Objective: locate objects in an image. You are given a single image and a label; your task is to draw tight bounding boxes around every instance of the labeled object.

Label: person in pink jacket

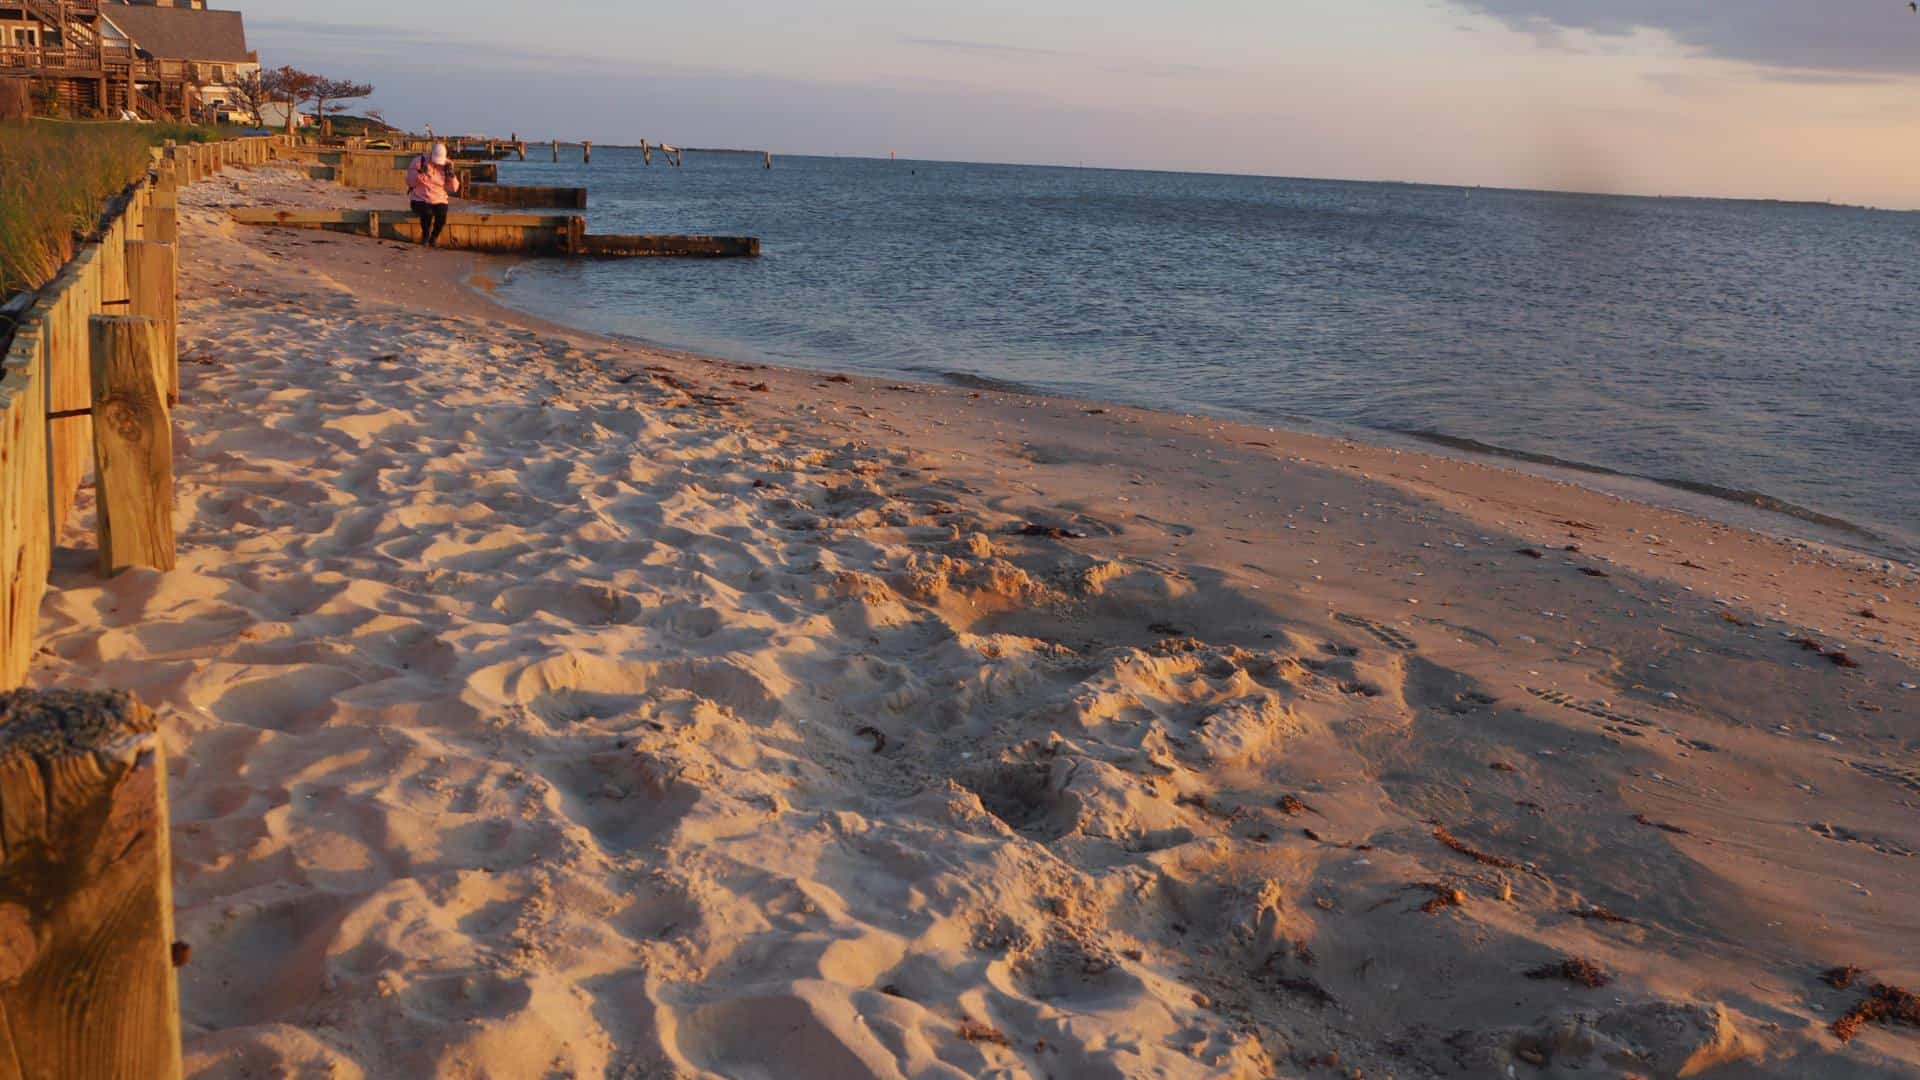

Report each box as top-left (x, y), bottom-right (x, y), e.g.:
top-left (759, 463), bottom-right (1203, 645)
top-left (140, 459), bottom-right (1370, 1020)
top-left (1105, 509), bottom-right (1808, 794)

top-left (405, 143), bottom-right (461, 247)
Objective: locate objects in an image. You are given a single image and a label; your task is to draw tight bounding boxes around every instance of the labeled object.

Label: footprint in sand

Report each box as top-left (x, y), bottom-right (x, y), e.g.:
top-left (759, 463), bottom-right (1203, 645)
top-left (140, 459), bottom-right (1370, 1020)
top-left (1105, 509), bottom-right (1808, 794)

top-left (1849, 760), bottom-right (1920, 796)
top-left (1334, 613), bottom-right (1417, 652)
top-left (1523, 686), bottom-right (1653, 728)
top-left (1808, 821), bottom-right (1917, 858)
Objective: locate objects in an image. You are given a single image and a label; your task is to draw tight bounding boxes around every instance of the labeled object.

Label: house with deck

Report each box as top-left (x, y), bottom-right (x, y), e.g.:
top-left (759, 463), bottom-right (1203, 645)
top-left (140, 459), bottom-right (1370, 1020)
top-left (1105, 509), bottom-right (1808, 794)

top-left (0, 0), bottom-right (255, 121)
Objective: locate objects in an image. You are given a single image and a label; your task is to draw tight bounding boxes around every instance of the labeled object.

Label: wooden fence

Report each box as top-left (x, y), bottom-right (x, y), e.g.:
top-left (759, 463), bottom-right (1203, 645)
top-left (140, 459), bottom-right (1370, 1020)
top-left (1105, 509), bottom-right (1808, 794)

top-left (0, 135), bottom-right (284, 689)
top-left (0, 134), bottom-right (284, 1080)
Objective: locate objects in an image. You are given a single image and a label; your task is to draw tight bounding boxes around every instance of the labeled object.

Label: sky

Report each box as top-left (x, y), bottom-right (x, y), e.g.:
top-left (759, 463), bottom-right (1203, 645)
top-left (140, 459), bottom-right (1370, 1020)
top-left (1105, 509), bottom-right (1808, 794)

top-left (243, 1), bottom-right (1920, 207)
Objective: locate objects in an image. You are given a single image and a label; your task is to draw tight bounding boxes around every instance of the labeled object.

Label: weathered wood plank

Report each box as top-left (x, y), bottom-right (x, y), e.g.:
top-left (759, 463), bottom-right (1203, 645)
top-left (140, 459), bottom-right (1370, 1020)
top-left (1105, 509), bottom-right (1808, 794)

top-left (0, 689), bottom-right (182, 1080)
top-left (0, 324), bottom-right (49, 691)
top-left (227, 208), bottom-right (576, 228)
top-left (44, 248), bottom-right (99, 532)
top-left (581, 234), bottom-right (763, 258)
top-left (226, 209), bottom-right (762, 258)
top-left (88, 316), bottom-right (174, 576)
top-left (146, 206), bottom-right (177, 247)
top-left (466, 184), bottom-right (589, 209)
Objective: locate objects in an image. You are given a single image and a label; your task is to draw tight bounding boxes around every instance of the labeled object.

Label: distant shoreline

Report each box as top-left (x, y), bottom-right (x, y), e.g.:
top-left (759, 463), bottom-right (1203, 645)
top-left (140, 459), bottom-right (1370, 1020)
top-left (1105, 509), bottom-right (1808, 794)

top-left (510, 144), bottom-right (1903, 212)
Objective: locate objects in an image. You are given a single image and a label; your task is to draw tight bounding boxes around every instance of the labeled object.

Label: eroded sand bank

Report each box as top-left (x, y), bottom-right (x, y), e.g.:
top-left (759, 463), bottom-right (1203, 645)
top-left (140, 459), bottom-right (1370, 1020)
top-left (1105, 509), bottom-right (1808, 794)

top-left (29, 165), bottom-right (1920, 1078)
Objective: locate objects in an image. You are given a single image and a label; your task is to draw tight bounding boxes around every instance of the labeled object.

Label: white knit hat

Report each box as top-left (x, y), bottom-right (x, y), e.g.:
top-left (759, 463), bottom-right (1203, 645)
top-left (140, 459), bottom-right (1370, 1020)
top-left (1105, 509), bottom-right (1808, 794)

top-left (430, 143), bottom-right (449, 165)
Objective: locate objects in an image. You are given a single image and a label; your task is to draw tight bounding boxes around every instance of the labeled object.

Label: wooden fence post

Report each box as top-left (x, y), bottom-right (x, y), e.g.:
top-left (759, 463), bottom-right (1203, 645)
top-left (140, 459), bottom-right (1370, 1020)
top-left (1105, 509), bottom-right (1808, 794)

top-left (87, 317), bottom-right (175, 576)
top-left (148, 206), bottom-right (176, 247)
top-left (125, 242), bottom-right (178, 406)
top-left (0, 689), bottom-right (183, 1080)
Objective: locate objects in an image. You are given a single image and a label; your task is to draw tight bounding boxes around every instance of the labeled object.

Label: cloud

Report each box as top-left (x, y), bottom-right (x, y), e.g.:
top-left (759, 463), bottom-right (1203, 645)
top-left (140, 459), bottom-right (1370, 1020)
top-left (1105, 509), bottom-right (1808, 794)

top-left (240, 16), bottom-right (1246, 158)
top-left (1451, 1), bottom-right (1920, 75)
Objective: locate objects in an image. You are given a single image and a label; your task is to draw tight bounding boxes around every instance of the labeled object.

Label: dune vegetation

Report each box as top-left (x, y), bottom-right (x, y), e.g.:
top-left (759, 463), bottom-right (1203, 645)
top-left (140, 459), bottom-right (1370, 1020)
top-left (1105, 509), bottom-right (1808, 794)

top-left (0, 121), bottom-right (217, 299)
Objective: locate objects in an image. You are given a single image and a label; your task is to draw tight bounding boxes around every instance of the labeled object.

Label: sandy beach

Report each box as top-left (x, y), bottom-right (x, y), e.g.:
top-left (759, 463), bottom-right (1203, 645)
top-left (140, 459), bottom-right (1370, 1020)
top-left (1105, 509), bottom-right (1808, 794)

top-left (29, 163), bottom-right (1920, 1078)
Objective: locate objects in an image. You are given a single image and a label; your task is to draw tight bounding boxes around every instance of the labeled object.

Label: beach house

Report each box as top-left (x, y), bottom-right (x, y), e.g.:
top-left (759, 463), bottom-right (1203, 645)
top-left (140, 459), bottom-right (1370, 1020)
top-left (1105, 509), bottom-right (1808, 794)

top-left (0, 0), bottom-right (255, 121)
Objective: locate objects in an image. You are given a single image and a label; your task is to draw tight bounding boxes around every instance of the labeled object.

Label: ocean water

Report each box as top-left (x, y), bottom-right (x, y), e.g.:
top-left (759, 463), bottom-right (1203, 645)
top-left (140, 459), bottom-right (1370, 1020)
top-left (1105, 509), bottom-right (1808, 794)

top-left (490, 150), bottom-right (1920, 557)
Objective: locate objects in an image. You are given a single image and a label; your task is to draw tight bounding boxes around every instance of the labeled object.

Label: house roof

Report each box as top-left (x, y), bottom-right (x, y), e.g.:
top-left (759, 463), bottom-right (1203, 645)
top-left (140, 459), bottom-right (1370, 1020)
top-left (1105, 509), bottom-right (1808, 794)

top-left (102, 5), bottom-right (253, 64)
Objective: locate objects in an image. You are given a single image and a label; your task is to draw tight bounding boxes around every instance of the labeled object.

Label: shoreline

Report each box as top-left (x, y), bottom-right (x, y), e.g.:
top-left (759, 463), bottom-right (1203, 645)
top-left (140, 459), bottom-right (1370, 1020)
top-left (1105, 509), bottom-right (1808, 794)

top-left (46, 164), bottom-right (1920, 1077)
top-left (475, 243), bottom-right (1920, 569)
top-left (486, 275), bottom-right (1919, 569)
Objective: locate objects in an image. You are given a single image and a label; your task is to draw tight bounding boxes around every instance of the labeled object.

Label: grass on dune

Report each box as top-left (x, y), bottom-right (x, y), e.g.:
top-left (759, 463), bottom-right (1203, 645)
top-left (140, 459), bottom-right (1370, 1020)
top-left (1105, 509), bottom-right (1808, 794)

top-left (0, 121), bottom-right (224, 299)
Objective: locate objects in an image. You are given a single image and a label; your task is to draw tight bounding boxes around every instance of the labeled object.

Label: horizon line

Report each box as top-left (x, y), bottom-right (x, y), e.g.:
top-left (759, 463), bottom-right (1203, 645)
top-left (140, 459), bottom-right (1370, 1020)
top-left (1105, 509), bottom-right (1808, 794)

top-left (486, 141), bottom-right (1899, 214)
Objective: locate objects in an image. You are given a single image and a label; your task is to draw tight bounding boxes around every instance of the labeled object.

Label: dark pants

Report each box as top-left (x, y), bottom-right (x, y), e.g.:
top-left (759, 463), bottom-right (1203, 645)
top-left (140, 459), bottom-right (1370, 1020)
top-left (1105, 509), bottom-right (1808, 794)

top-left (411, 200), bottom-right (449, 246)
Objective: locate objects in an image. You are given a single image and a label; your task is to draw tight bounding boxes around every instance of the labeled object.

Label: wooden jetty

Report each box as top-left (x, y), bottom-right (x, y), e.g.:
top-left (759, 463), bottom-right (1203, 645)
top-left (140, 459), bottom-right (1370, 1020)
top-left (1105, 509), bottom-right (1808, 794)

top-left (452, 137), bottom-right (527, 162)
top-left (465, 183), bottom-right (588, 210)
top-left (279, 148), bottom-right (497, 193)
top-left (227, 208), bottom-right (761, 258)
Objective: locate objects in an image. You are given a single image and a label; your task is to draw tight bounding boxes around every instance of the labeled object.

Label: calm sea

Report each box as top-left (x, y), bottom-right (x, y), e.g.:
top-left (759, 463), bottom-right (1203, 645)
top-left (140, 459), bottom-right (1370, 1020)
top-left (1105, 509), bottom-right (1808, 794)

top-left (490, 150), bottom-right (1920, 557)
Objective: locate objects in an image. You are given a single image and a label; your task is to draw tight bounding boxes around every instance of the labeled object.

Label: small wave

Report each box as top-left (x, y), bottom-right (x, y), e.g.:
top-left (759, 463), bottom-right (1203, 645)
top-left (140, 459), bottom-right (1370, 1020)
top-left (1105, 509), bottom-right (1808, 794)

top-left (1647, 476), bottom-right (1877, 539)
top-left (1400, 430), bottom-right (1884, 543)
top-left (917, 368), bottom-right (1044, 395)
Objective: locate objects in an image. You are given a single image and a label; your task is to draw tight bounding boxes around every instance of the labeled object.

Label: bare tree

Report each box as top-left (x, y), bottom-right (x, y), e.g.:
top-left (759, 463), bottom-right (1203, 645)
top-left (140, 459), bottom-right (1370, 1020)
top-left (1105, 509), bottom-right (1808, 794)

top-left (312, 77), bottom-right (374, 137)
top-left (261, 66), bottom-right (318, 135)
top-left (230, 69), bottom-right (269, 127)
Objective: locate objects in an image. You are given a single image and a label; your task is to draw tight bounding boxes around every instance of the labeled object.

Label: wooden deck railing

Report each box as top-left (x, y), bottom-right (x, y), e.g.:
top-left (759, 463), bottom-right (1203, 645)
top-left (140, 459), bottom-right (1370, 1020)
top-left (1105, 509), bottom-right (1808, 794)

top-left (0, 43), bottom-right (194, 83)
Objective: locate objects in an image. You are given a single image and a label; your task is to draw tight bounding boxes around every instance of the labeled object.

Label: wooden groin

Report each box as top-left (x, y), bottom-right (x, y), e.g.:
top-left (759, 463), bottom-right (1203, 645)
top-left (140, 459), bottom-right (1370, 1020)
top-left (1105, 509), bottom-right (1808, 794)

top-left (452, 137), bottom-right (527, 162)
top-left (228, 208), bottom-right (761, 258)
top-left (466, 183), bottom-right (588, 210)
top-left (280, 148), bottom-right (496, 193)
top-left (0, 135), bottom-right (283, 1080)
top-left (578, 234), bottom-right (762, 258)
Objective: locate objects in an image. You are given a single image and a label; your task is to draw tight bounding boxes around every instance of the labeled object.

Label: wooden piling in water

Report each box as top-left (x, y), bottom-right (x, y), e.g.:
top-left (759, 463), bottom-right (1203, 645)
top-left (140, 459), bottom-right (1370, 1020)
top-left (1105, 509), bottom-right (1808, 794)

top-left (88, 316), bottom-right (175, 576)
top-left (0, 689), bottom-right (183, 1080)
top-left (583, 141), bottom-right (592, 165)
